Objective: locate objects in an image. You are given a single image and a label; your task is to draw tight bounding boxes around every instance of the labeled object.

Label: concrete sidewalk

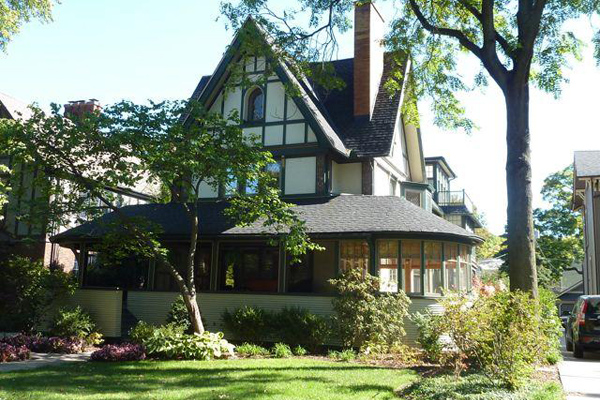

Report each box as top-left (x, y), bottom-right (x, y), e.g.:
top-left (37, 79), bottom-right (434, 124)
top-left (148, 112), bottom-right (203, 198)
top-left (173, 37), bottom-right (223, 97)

top-left (559, 349), bottom-right (600, 399)
top-left (0, 352), bottom-right (91, 372)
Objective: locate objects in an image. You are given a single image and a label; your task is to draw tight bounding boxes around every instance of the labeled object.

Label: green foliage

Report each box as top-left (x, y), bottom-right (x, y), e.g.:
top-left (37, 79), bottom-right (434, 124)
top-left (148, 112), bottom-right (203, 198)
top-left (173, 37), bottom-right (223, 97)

top-left (474, 228), bottom-right (505, 260)
top-left (49, 306), bottom-right (102, 345)
top-left (235, 342), bottom-right (270, 357)
top-left (166, 296), bottom-right (192, 333)
top-left (292, 345), bottom-right (307, 356)
top-left (271, 342), bottom-right (293, 358)
top-left (128, 321), bottom-right (185, 345)
top-left (329, 268), bottom-right (410, 351)
top-left (399, 373), bottom-right (564, 400)
top-left (222, 306), bottom-right (271, 344)
top-left (436, 288), bottom-right (562, 389)
top-left (328, 349), bottom-right (356, 362)
top-left (411, 310), bottom-right (444, 363)
top-left (0, 0), bottom-right (53, 52)
top-left (0, 256), bottom-right (76, 332)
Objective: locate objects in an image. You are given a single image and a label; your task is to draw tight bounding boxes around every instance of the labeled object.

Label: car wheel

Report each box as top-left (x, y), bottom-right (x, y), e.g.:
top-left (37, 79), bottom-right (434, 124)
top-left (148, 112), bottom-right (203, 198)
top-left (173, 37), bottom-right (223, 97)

top-left (566, 337), bottom-right (573, 352)
top-left (573, 343), bottom-right (584, 359)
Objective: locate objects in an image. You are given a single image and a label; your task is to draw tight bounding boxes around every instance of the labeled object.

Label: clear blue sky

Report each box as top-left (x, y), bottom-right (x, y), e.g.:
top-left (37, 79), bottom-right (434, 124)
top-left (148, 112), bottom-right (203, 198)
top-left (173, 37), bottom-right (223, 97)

top-left (2, 0), bottom-right (599, 234)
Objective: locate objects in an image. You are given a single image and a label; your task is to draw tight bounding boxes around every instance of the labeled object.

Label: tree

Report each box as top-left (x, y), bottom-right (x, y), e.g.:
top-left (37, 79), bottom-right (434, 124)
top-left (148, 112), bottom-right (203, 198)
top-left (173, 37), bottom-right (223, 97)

top-left (0, 0), bottom-right (54, 52)
top-left (533, 165), bottom-right (583, 286)
top-left (0, 100), bottom-right (320, 334)
top-left (475, 227), bottom-right (504, 260)
top-left (220, 0), bottom-right (599, 296)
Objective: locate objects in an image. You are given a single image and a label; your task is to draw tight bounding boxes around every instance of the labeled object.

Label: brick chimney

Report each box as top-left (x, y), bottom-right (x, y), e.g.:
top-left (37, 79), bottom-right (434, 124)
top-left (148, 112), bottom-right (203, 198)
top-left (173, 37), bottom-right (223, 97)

top-left (353, 1), bottom-right (385, 120)
top-left (64, 99), bottom-right (101, 119)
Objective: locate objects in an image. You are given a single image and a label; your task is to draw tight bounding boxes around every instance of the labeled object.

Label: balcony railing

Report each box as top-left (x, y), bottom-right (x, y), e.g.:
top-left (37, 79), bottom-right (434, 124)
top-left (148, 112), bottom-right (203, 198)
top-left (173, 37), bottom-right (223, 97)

top-left (437, 190), bottom-right (475, 213)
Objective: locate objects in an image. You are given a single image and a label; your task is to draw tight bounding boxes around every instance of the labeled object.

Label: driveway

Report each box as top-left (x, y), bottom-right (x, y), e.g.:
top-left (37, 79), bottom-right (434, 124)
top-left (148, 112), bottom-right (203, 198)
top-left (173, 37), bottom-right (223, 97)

top-left (559, 347), bottom-right (600, 399)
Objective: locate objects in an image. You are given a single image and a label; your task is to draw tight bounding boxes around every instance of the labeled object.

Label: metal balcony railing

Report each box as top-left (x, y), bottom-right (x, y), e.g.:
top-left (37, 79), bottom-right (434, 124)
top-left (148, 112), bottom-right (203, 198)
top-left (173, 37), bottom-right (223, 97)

top-left (437, 190), bottom-right (475, 213)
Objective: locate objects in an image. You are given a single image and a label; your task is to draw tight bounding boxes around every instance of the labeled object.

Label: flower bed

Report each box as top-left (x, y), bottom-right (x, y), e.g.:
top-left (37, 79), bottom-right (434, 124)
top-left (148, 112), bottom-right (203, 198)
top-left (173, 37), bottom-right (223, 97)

top-left (91, 343), bottom-right (146, 362)
top-left (0, 334), bottom-right (85, 354)
top-left (0, 343), bottom-right (30, 362)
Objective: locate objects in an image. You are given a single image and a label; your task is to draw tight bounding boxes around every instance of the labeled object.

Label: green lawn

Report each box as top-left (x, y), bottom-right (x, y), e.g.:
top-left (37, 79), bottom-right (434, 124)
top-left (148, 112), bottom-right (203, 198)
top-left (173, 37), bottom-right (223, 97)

top-left (0, 358), bottom-right (417, 400)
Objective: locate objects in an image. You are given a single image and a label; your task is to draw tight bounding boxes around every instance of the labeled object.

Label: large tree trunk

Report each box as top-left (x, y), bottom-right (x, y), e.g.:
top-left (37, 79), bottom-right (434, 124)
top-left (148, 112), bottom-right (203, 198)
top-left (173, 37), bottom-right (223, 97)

top-left (182, 291), bottom-right (205, 334)
top-left (504, 77), bottom-right (538, 297)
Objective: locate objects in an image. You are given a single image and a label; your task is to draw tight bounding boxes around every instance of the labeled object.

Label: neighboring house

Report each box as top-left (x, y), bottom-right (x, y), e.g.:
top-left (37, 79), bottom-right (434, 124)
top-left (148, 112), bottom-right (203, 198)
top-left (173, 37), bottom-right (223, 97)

top-left (573, 150), bottom-right (600, 295)
top-left (0, 94), bottom-right (154, 269)
top-left (555, 262), bottom-right (583, 315)
top-left (51, 2), bottom-right (482, 340)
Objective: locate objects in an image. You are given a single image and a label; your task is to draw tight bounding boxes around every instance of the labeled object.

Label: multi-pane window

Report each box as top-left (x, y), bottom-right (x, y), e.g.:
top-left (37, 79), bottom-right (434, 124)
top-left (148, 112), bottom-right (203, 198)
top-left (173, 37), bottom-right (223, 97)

top-left (444, 243), bottom-right (459, 291)
top-left (424, 242), bottom-right (443, 295)
top-left (218, 243), bottom-right (279, 292)
top-left (247, 88), bottom-right (264, 121)
top-left (377, 240), bottom-right (398, 293)
top-left (402, 240), bottom-right (421, 294)
top-left (459, 246), bottom-right (470, 291)
top-left (426, 165), bottom-right (434, 179)
top-left (339, 240), bottom-right (369, 274)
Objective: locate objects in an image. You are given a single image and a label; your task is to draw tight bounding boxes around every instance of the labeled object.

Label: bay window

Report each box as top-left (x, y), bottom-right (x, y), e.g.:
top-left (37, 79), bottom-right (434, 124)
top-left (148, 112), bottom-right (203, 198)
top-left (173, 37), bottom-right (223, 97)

top-left (424, 242), bottom-right (443, 295)
top-left (402, 240), bottom-right (421, 294)
top-left (377, 240), bottom-right (398, 292)
top-left (444, 243), bottom-right (459, 291)
top-left (459, 246), bottom-right (470, 291)
top-left (339, 240), bottom-right (369, 274)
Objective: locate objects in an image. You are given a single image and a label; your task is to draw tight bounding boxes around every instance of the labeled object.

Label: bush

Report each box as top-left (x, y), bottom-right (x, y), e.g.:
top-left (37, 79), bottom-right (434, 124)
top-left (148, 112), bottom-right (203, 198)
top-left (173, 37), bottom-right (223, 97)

top-left (329, 268), bottom-right (411, 351)
top-left (0, 334), bottom-right (85, 354)
top-left (411, 310), bottom-right (444, 363)
top-left (142, 329), bottom-right (235, 360)
top-left (293, 345), bottom-right (308, 356)
top-left (222, 306), bottom-right (271, 343)
top-left (236, 342), bottom-right (270, 357)
top-left (272, 342), bottom-right (292, 358)
top-left (166, 296), bottom-right (192, 332)
top-left (129, 321), bottom-right (185, 345)
top-left (272, 307), bottom-right (331, 351)
top-left (0, 343), bottom-right (30, 362)
top-left (90, 343), bottom-right (146, 362)
top-left (328, 349), bottom-right (356, 362)
top-left (50, 306), bottom-right (102, 346)
top-left (0, 256), bottom-right (76, 332)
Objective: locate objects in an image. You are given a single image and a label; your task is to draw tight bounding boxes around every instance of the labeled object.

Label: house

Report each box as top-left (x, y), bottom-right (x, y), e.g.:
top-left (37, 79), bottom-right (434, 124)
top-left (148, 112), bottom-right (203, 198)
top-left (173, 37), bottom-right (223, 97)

top-left (50, 2), bottom-right (482, 340)
top-left (555, 263), bottom-right (583, 316)
top-left (0, 94), bottom-right (154, 269)
top-left (573, 150), bottom-right (600, 295)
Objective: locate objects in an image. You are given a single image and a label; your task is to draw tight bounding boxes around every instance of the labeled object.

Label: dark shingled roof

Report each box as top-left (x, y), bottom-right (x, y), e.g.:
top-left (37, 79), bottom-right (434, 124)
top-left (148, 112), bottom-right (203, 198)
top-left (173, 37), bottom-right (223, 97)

top-left (574, 151), bottom-right (600, 178)
top-left (190, 53), bottom-right (405, 159)
top-left (52, 195), bottom-right (481, 244)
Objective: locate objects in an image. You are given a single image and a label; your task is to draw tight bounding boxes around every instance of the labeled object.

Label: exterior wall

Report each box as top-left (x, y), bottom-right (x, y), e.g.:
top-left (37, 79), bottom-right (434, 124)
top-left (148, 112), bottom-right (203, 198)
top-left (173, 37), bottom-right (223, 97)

top-left (404, 124), bottom-right (425, 183)
top-left (284, 156), bottom-right (316, 195)
top-left (373, 162), bottom-right (391, 196)
top-left (331, 162), bottom-right (362, 194)
top-left (584, 184), bottom-right (598, 294)
top-left (405, 297), bottom-right (443, 343)
top-left (69, 289), bottom-right (123, 337)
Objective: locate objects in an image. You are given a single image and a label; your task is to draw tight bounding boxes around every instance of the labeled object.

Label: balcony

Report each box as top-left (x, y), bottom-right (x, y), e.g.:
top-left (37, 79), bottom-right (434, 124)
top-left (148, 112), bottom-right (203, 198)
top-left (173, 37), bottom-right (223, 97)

top-left (437, 190), bottom-right (475, 214)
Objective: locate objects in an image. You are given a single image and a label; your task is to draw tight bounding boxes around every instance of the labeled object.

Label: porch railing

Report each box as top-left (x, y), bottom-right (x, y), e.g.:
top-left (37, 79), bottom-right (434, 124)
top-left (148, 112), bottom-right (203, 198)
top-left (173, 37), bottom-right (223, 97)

top-left (437, 190), bottom-right (475, 213)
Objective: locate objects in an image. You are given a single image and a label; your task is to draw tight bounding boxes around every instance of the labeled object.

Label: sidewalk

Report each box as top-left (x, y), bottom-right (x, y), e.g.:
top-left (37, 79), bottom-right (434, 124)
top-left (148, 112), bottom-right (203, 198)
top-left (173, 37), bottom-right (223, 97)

top-left (0, 352), bottom-right (91, 372)
top-left (559, 349), bottom-right (600, 400)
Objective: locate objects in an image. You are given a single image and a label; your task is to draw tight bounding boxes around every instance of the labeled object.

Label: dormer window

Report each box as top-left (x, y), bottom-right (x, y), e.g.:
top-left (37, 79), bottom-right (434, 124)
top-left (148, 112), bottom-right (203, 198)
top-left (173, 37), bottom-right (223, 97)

top-left (246, 87), bottom-right (264, 122)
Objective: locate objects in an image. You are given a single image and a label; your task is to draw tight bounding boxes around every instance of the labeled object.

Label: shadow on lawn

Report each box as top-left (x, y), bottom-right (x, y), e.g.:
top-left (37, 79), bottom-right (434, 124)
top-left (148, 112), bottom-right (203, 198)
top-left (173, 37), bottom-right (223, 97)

top-left (0, 361), bottom-right (407, 399)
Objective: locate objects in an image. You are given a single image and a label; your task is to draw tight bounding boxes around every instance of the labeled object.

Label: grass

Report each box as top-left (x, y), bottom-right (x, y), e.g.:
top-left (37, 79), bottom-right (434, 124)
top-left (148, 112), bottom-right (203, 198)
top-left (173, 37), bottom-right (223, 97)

top-left (0, 358), bottom-right (417, 400)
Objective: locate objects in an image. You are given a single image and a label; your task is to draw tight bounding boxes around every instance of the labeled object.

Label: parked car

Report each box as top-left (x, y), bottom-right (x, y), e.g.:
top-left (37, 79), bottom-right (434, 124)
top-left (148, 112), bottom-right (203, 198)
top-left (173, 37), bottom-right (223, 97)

top-left (565, 295), bottom-right (600, 358)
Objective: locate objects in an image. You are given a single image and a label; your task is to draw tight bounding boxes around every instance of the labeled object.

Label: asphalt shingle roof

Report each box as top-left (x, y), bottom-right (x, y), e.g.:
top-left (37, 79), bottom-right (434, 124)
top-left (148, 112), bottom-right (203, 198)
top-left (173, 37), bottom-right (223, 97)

top-left (52, 195), bottom-right (481, 244)
top-left (574, 151), bottom-right (600, 178)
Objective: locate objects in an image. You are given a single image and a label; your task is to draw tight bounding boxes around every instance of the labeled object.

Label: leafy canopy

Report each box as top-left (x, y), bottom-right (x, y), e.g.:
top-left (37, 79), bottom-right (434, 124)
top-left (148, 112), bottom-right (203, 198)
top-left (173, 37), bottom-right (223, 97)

top-left (0, 0), bottom-right (53, 52)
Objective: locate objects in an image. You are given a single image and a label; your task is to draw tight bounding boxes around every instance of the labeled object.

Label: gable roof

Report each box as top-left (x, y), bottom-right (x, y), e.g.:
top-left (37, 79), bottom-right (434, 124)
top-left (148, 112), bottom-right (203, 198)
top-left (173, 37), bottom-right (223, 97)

top-left (574, 151), bottom-right (600, 178)
top-left (425, 156), bottom-right (457, 180)
top-left (0, 92), bottom-right (32, 121)
top-left (189, 19), bottom-right (408, 159)
top-left (52, 195), bottom-right (482, 244)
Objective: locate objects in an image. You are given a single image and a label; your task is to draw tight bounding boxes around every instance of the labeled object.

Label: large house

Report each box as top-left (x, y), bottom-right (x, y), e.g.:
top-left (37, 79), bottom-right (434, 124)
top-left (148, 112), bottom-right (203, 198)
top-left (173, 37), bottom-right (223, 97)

top-left (51, 2), bottom-right (482, 340)
top-left (573, 150), bottom-right (600, 295)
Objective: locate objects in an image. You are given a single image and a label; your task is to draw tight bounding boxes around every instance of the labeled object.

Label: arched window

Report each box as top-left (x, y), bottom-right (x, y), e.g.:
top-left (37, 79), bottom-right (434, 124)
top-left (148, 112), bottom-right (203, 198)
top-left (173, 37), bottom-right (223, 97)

top-left (246, 87), bottom-right (264, 121)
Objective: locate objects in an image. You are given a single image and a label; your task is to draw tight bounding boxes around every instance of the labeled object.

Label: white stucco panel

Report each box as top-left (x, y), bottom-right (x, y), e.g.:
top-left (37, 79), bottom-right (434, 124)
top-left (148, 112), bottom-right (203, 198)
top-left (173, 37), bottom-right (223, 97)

top-left (373, 163), bottom-right (390, 196)
top-left (331, 162), bottom-right (362, 194)
top-left (286, 123), bottom-right (305, 144)
top-left (286, 96), bottom-right (301, 120)
top-left (265, 81), bottom-right (285, 122)
top-left (284, 156), bottom-right (316, 195)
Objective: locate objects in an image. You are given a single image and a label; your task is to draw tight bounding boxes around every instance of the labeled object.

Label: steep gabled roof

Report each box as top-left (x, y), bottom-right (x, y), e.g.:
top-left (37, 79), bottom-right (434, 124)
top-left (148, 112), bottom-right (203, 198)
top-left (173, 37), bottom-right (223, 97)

top-left (0, 92), bottom-right (32, 121)
top-left (189, 18), bottom-right (408, 159)
top-left (574, 151), bottom-right (600, 178)
top-left (52, 195), bottom-right (482, 244)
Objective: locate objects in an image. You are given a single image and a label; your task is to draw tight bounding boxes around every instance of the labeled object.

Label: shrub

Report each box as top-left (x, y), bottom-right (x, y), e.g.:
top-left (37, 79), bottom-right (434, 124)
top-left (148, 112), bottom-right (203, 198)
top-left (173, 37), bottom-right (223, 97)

top-left (166, 296), bottom-right (192, 332)
top-left (328, 349), bottom-right (356, 362)
top-left (329, 268), bottom-right (411, 351)
top-left (293, 345), bottom-right (308, 356)
top-left (129, 321), bottom-right (184, 345)
top-left (236, 342), bottom-right (270, 357)
top-left (142, 330), bottom-right (235, 360)
top-left (272, 342), bottom-right (292, 358)
top-left (0, 343), bottom-right (30, 362)
top-left (222, 306), bottom-right (271, 343)
top-left (90, 343), bottom-right (146, 362)
top-left (1, 334), bottom-right (85, 354)
top-left (411, 310), bottom-right (444, 363)
top-left (272, 307), bottom-right (331, 351)
top-left (0, 256), bottom-right (76, 332)
top-left (50, 306), bottom-right (102, 345)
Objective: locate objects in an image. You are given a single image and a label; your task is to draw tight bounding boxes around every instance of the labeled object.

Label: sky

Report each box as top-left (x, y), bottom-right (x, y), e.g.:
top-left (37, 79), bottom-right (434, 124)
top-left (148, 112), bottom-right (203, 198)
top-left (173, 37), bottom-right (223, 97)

top-left (2, 0), bottom-right (600, 234)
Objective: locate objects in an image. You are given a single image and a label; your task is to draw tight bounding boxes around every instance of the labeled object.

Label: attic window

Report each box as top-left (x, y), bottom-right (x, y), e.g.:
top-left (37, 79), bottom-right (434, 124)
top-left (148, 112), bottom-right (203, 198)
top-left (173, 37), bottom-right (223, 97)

top-left (246, 87), bottom-right (264, 122)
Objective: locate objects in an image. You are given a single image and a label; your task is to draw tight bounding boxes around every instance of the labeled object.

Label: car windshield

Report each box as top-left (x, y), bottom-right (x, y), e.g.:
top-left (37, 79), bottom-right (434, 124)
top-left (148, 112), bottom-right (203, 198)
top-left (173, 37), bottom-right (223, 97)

top-left (587, 298), bottom-right (600, 314)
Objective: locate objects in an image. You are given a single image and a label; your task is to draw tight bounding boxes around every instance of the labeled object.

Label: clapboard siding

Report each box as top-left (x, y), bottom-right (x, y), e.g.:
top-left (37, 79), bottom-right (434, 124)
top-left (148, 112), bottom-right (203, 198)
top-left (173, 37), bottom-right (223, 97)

top-left (127, 291), bottom-right (178, 326)
top-left (70, 289), bottom-right (122, 337)
top-left (405, 297), bottom-right (443, 344)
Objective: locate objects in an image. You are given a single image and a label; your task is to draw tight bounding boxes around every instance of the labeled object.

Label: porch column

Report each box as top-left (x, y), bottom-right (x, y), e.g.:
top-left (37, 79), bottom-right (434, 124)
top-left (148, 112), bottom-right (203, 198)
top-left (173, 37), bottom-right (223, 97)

top-left (278, 240), bottom-right (286, 293)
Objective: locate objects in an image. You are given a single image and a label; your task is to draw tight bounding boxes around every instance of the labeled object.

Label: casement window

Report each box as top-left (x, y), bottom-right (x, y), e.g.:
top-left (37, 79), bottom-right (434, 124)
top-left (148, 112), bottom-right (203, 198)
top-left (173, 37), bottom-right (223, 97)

top-left (377, 240), bottom-right (398, 293)
top-left (444, 243), bottom-right (459, 291)
top-left (246, 87), bottom-right (265, 122)
top-left (339, 240), bottom-right (369, 274)
top-left (218, 243), bottom-right (279, 292)
top-left (402, 240), bottom-right (421, 294)
top-left (424, 242), bottom-right (443, 295)
top-left (459, 245), bottom-right (471, 291)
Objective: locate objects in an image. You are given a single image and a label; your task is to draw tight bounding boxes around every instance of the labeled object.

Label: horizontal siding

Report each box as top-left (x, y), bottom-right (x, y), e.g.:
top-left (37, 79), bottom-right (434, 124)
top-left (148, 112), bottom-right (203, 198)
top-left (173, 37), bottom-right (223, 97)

top-left (70, 289), bottom-right (122, 337)
top-left (127, 292), bottom-right (179, 326)
top-left (405, 297), bottom-right (443, 344)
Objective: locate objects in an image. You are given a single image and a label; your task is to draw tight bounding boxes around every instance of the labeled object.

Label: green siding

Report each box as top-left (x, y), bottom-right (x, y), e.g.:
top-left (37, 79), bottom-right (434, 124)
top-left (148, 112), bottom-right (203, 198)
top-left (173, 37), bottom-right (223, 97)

top-left (70, 289), bottom-right (122, 337)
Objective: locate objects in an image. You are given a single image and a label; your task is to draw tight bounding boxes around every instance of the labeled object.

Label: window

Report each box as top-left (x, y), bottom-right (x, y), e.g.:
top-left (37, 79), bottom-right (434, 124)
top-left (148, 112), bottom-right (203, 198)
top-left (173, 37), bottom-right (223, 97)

top-left (426, 165), bottom-right (434, 179)
top-left (424, 242), bottom-right (443, 295)
top-left (265, 161), bottom-right (282, 190)
top-left (82, 250), bottom-right (150, 290)
top-left (339, 240), bottom-right (369, 274)
top-left (154, 244), bottom-right (212, 292)
top-left (378, 240), bottom-right (398, 292)
top-left (224, 170), bottom-right (238, 196)
top-left (405, 190), bottom-right (421, 207)
top-left (287, 253), bottom-right (313, 293)
top-left (246, 87), bottom-right (264, 122)
top-left (218, 243), bottom-right (279, 292)
top-left (459, 246), bottom-right (470, 291)
top-left (402, 240), bottom-right (421, 294)
top-left (445, 214), bottom-right (462, 227)
top-left (444, 243), bottom-right (459, 291)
